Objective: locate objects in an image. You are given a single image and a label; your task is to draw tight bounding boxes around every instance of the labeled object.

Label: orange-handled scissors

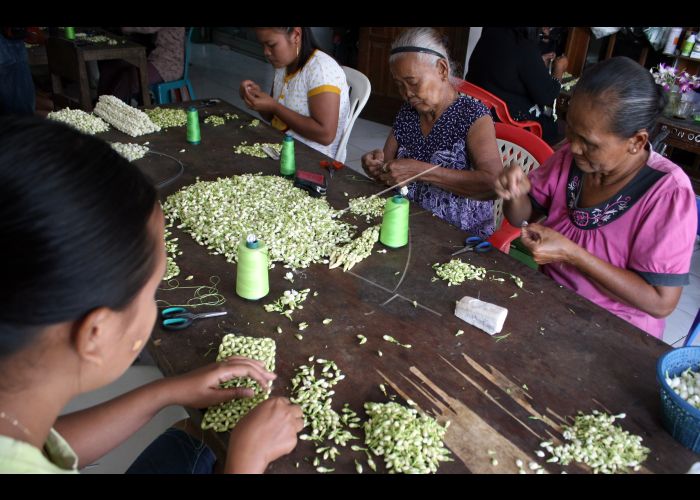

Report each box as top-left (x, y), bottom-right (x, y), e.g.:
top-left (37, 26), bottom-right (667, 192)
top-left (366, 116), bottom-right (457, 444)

top-left (319, 160), bottom-right (344, 179)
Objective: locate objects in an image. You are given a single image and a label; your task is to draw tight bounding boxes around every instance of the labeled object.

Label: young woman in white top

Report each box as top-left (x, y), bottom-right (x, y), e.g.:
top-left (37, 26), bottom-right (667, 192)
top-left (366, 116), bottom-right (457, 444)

top-left (239, 27), bottom-right (350, 158)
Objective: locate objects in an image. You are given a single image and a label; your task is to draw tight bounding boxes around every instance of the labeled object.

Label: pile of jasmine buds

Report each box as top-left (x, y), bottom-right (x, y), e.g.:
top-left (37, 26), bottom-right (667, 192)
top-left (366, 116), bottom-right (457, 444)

top-left (363, 401), bottom-right (452, 474)
top-left (144, 107), bottom-right (187, 128)
top-left (432, 259), bottom-right (487, 286)
top-left (162, 174), bottom-right (355, 269)
top-left (539, 410), bottom-right (649, 474)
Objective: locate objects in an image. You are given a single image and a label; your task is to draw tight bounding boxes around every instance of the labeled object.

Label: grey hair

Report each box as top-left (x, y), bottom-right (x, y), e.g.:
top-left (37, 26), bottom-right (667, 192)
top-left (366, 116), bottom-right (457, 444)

top-left (389, 27), bottom-right (458, 80)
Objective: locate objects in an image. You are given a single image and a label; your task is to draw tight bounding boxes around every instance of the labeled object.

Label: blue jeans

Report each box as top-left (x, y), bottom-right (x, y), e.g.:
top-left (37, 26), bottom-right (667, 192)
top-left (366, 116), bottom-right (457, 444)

top-left (126, 427), bottom-right (217, 474)
top-left (0, 36), bottom-right (35, 115)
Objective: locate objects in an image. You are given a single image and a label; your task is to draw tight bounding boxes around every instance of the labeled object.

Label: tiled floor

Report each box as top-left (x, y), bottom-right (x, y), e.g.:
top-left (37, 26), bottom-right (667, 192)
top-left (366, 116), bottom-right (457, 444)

top-left (663, 241), bottom-right (700, 347)
top-left (65, 43), bottom-right (699, 473)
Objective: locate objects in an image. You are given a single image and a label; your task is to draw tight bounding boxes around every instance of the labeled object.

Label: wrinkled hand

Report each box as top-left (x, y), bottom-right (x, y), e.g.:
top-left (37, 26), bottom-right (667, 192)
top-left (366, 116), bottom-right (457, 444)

top-left (227, 397), bottom-right (304, 473)
top-left (164, 357), bottom-right (277, 409)
top-left (378, 158), bottom-right (424, 187)
top-left (361, 149), bottom-right (384, 180)
top-left (519, 223), bottom-right (577, 265)
top-left (493, 160), bottom-right (531, 200)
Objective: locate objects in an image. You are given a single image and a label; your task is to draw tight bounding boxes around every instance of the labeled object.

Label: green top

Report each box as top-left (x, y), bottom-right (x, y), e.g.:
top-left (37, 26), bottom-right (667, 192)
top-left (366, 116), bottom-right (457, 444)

top-left (0, 429), bottom-right (79, 473)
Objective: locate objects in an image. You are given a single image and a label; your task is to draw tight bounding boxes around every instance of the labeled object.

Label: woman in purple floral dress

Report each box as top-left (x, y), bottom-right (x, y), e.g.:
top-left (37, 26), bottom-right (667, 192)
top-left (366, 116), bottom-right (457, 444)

top-left (495, 57), bottom-right (697, 338)
top-left (361, 28), bottom-right (503, 239)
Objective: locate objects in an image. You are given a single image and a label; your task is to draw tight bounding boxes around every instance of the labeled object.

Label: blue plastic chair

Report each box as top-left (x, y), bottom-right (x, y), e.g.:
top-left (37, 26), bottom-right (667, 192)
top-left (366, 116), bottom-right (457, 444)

top-left (150, 27), bottom-right (195, 104)
top-left (683, 196), bottom-right (700, 347)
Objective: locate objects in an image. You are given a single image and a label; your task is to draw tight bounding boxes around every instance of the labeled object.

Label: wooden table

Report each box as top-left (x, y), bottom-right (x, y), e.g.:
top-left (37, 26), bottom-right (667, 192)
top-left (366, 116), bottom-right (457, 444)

top-left (47, 29), bottom-right (150, 111)
top-left (100, 99), bottom-right (698, 474)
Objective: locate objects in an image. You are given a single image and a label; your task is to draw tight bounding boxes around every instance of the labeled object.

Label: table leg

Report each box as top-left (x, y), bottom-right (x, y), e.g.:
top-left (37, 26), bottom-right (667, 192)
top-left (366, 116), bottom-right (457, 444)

top-left (138, 53), bottom-right (151, 107)
top-left (77, 54), bottom-right (92, 111)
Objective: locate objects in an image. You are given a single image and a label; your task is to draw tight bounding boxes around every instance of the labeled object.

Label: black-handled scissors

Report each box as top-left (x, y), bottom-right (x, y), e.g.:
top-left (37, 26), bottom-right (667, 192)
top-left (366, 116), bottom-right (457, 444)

top-left (195, 98), bottom-right (221, 109)
top-left (161, 307), bottom-right (228, 331)
top-left (451, 236), bottom-right (493, 256)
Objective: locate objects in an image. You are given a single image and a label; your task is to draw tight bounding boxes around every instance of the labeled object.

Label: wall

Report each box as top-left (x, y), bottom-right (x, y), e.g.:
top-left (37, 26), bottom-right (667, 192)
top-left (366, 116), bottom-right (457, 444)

top-left (311, 27), bottom-right (334, 54)
top-left (463, 27), bottom-right (482, 77)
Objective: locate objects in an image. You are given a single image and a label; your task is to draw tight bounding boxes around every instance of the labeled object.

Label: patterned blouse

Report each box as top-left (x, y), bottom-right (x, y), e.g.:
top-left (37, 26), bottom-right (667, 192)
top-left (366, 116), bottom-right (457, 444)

top-left (528, 143), bottom-right (697, 338)
top-left (393, 95), bottom-right (495, 238)
top-left (122, 27), bottom-right (185, 82)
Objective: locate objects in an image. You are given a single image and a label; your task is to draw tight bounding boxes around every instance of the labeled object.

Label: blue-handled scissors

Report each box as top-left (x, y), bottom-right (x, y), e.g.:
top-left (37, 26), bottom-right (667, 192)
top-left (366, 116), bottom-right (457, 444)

top-left (451, 236), bottom-right (493, 256)
top-left (161, 307), bottom-right (228, 331)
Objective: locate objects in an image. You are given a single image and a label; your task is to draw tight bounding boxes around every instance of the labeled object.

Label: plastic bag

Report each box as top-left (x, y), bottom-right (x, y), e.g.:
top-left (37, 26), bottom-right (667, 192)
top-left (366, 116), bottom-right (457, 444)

top-left (590, 27), bottom-right (621, 39)
top-left (644, 27), bottom-right (668, 51)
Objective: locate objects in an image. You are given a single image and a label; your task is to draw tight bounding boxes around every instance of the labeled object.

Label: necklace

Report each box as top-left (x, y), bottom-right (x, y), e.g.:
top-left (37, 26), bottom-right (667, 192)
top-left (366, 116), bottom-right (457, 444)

top-left (0, 410), bottom-right (32, 437)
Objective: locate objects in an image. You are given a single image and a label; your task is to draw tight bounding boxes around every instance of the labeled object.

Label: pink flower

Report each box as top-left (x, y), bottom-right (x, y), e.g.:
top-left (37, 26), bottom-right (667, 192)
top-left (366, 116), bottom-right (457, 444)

top-left (651, 65), bottom-right (700, 93)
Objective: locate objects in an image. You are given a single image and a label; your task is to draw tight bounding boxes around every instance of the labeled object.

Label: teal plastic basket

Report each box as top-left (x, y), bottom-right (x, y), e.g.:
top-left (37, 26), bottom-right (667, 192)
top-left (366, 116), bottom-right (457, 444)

top-left (656, 347), bottom-right (700, 453)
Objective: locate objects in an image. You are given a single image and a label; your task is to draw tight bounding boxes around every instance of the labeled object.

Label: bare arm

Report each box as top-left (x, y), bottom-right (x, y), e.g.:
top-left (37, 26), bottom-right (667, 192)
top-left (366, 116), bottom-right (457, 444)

top-left (375, 115), bottom-right (502, 199)
top-left (241, 83), bottom-right (341, 145)
top-left (270, 92), bottom-right (340, 145)
top-left (55, 358), bottom-right (279, 469)
top-left (521, 224), bottom-right (683, 318)
top-left (494, 161), bottom-right (545, 226)
top-left (55, 379), bottom-right (171, 468)
top-left (566, 240), bottom-right (682, 318)
top-left (419, 115), bottom-right (502, 199)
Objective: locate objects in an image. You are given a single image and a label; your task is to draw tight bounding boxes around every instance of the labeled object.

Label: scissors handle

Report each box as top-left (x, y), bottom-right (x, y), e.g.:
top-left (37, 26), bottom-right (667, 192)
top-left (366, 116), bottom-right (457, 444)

top-left (162, 317), bottom-right (193, 330)
top-left (465, 236), bottom-right (484, 246)
top-left (451, 237), bottom-right (493, 256)
top-left (473, 241), bottom-right (493, 253)
top-left (161, 306), bottom-right (188, 319)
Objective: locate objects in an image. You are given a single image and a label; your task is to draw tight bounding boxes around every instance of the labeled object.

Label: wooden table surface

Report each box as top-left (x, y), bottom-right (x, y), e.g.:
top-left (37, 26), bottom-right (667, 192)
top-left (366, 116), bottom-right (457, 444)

top-left (99, 99), bottom-right (697, 474)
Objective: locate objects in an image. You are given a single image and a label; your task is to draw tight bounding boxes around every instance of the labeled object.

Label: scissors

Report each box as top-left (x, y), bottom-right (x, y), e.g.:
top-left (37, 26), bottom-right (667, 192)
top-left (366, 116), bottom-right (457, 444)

top-left (319, 160), bottom-right (344, 179)
top-left (451, 236), bottom-right (493, 256)
top-left (161, 307), bottom-right (228, 331)
top-left (194, 98), bottom-right (221, 110)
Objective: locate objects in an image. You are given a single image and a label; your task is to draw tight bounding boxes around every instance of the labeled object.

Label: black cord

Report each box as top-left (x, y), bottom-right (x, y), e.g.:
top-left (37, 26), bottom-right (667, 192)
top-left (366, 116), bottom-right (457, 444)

top-left (145, 149), bottom-right (185, 189)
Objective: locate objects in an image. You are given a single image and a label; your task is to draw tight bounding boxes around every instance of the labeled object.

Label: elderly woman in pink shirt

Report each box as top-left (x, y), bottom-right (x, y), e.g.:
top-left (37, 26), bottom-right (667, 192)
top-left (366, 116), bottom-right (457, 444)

top-left (494, 57), bottom-right (697, 338)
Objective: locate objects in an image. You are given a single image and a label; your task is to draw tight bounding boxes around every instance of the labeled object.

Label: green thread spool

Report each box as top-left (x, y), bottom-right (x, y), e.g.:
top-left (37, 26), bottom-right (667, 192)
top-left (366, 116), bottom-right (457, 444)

top-left (380, 195), bottom-right (409, 248)
top-left (186, 107), bottom-right (201, 145)
top-left (236, 234), bottom-right (269, 300)
top-left (280, 134), bottom-right (296, 177)
top-left (64, 27), bottom-right (75, 40)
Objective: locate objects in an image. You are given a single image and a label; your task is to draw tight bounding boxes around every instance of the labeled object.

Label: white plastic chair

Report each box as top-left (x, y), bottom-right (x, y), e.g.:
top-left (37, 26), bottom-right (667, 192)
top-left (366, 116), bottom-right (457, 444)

top-left (334, 66), bottom-right (371, 163)
top-left (487, 122), bottom-right (553, 254)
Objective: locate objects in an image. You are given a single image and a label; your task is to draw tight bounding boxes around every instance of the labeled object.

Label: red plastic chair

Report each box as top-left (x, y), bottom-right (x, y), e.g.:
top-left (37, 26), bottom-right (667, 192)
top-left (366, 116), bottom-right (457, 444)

top-left (487, 122), bottom-right (554, 254)
top-left (455, 78), bottom-right (543, 139)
